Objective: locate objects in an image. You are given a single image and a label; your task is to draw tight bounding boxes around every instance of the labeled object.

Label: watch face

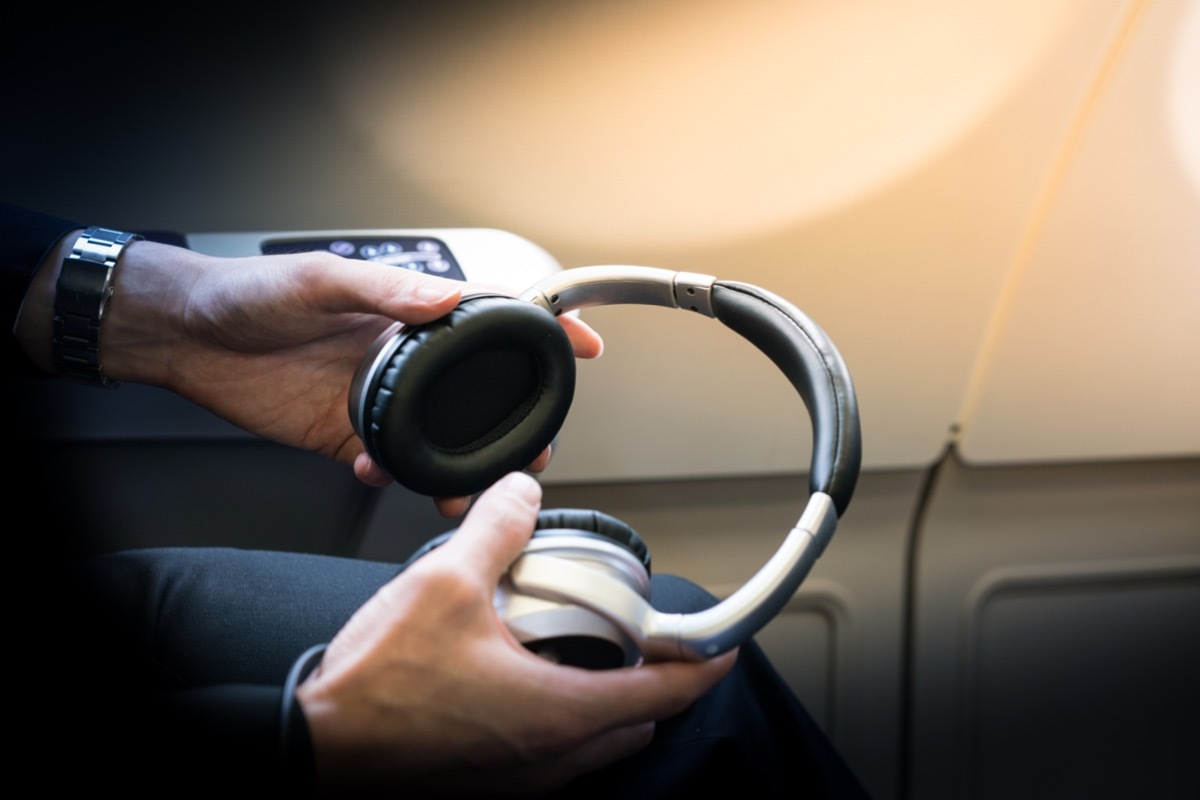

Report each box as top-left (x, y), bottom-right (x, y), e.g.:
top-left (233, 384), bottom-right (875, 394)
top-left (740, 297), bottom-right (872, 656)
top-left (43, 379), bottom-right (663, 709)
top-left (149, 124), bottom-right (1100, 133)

top-left (260, 236), bottom-right (466, 281)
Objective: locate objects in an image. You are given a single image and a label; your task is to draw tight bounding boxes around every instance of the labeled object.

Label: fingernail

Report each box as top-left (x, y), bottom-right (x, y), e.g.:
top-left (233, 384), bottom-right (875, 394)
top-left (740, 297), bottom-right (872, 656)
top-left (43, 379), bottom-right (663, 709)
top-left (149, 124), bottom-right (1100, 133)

top-left (499, 471), bottom-right (542, 508)
top-left (415, 282), bottom-right (459, 304)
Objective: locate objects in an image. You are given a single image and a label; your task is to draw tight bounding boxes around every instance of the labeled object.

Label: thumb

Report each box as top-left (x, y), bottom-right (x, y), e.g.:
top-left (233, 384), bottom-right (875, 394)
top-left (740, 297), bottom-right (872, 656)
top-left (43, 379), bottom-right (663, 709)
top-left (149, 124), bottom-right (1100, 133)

top-left (435, 472), bottom-right (543, 580)
top-left (309, 257), bottom-right (463, 323)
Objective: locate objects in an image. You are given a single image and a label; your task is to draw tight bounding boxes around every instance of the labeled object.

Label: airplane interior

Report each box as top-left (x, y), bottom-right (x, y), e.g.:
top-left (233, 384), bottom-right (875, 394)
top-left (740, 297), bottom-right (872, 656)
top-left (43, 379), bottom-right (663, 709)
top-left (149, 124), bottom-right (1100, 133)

top-left (5, 1), bottom-right (1198, 798)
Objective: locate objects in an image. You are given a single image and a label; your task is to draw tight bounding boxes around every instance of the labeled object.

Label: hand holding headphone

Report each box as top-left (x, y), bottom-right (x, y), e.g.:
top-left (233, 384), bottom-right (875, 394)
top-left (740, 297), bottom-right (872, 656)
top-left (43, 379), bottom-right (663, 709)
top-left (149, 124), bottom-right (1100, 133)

top-left (349, 265), bottom-right (862, 669)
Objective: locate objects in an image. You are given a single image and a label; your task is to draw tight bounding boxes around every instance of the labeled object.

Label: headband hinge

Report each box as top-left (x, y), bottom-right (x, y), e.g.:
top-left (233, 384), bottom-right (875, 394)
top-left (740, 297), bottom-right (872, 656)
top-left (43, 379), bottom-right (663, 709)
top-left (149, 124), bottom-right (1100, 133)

top-left (672, 272), bottom-right (716, 318)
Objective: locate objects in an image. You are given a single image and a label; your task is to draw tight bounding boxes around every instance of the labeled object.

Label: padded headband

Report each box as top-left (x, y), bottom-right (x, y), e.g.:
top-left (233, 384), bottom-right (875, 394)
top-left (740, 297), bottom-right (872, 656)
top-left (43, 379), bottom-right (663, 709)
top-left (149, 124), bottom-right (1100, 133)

top-left (517, 266), bottom-right (861, 516)
top-left (709, 282), bottom-right (861, 515)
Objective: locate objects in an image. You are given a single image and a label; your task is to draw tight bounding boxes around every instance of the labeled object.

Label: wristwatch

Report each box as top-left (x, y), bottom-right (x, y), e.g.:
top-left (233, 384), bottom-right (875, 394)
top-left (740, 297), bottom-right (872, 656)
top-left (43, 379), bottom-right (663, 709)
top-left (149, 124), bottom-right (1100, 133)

top-left (53, 225), bottom-right (144, 387)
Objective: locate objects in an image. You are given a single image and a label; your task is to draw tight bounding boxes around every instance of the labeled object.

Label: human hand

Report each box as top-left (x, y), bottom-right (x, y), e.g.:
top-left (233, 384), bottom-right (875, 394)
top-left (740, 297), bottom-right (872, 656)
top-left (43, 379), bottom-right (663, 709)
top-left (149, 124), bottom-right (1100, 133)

top-left (97, 241), bottom-right (602, 515)
top-left (295, 471), bottom-right (737, 796)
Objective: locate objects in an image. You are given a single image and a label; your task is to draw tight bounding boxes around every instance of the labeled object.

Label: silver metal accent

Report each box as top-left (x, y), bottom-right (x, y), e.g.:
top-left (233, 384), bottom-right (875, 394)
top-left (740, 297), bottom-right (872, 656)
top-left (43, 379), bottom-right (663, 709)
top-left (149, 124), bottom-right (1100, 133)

top-left (670, 492), bottom-right (838, 658)
top-left (497, 535), bottom-right (652, 668)
top-left (53, 226), bottom-right (144, 387)
top-left (519, 265), bottom-right (716, 318)
top-left (672, 271), bottom-right (716, 318)
top-left (347, 321), bottom-right (406, 440)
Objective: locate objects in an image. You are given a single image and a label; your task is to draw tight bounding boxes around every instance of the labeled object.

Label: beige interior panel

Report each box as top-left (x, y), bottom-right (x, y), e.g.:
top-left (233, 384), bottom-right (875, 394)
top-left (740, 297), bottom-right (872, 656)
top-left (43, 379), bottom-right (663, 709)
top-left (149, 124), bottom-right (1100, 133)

top-left (10, 1), bottom-right (1143, 480)
top-left (958, 0), bottom-right (1200, 465)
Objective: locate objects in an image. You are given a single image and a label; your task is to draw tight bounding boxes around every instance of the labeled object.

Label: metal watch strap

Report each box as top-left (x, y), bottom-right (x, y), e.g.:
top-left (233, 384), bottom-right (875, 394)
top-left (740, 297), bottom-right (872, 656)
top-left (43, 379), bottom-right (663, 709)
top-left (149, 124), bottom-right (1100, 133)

top-left (53, 225), bottom-right (144, 387)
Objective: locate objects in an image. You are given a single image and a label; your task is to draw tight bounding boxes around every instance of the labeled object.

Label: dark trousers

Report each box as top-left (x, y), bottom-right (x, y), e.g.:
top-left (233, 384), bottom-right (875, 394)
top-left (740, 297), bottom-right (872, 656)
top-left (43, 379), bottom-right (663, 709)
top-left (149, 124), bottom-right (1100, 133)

top-left (45, 547), bottom-right (869, 798)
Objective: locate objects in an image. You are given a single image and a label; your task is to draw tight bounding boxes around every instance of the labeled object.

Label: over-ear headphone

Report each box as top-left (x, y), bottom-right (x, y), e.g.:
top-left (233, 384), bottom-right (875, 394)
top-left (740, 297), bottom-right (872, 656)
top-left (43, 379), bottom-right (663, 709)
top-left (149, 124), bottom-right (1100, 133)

top-left (349, 265), bottom-right (862, 669)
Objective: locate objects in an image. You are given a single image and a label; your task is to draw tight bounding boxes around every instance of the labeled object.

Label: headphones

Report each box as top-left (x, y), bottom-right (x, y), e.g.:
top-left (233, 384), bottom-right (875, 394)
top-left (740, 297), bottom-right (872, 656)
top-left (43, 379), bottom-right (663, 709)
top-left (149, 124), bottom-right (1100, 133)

top-left (349, 265), bottom-right (862, 669)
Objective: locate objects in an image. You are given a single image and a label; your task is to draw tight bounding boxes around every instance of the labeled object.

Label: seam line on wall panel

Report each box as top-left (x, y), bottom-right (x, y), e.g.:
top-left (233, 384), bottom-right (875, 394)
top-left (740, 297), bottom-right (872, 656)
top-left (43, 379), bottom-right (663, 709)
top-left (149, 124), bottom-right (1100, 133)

top-left (897, 442), bottom-right (955, 800)
top-left (952, 0), bottom-right (1153, 458)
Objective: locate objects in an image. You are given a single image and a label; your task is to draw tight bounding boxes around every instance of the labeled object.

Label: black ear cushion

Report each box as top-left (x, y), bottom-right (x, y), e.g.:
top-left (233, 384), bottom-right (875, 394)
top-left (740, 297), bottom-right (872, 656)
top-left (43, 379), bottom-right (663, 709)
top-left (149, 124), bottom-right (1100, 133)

top-left (534, 508), bottom-right (651, 573)
top-left (366, 295), bottom-right (576, 498)
top-left (396, 508), bottom-right (651, 575)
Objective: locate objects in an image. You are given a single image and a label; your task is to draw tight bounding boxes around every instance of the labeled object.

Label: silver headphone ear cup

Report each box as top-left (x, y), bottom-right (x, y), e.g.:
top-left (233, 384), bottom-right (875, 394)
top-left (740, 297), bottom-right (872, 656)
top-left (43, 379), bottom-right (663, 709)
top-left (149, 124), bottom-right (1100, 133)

top-left (409, 513), bottom-right (652, 669)
top-left (495, 533), bottom-right (651, 669)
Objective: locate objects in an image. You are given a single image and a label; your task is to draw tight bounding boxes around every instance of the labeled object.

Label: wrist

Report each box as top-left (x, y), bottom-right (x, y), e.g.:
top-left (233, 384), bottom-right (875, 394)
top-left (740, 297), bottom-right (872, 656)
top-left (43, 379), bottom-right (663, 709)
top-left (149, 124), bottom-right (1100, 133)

top-left (280, 644), bottom-right (325, 783)
top-left (99, 238), bottom-right (200, 388)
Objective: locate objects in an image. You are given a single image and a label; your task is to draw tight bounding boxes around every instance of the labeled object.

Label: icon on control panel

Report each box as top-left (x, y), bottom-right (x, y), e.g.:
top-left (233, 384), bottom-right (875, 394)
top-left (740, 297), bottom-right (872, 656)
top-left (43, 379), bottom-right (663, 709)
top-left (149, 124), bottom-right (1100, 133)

top-left (260, 236), bottom-right (466, 282)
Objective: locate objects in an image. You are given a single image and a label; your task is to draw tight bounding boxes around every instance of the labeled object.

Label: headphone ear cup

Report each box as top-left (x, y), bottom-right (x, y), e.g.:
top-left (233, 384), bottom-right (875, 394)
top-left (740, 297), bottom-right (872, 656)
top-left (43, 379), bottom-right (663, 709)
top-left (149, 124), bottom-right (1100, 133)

top-left (400, 508), bottom-right (651, 670)
top-left (364, 295), bottom-right (576, 497)
top-left (500, 509), bottom-right (652, 669)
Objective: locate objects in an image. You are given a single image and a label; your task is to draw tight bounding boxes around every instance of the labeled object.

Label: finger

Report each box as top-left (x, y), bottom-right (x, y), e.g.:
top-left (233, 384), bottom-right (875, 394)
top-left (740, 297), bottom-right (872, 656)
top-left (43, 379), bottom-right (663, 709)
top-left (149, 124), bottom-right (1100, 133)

top-left (435, 446), bottom-right (550, 516)
top-left (316, 260), bottom-right (601, 353)
top-left (306, 257), bottom-right (464, 323)
top-left (433, 495), bottom-right (472, 518)
top-left (353, 452), bottom-right (394, 488)
top-left (351, 450), bottom-right (476, 512)
top-left (558, 314), bottom-right (604, 359)
top-left (525, 446), bottom-right (552, 474)
top-left (433, 471), bottom-right (542, 577)
top-left (552, 649), bottom-right (739, 730)
top-left (443, 280), bottom-right (603, 359)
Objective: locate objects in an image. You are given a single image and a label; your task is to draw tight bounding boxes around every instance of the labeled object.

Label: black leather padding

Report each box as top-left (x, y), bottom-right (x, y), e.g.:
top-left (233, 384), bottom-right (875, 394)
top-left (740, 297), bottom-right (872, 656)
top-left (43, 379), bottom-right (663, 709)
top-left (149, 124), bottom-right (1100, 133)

top-left (366, 295), bottom-right (576, 498)
top-left (398, 507), bottom-right (651, 574)
top-left (534, 507), bottom-right (652, 573)
top-left (711, 282), bottom-right (862, 516)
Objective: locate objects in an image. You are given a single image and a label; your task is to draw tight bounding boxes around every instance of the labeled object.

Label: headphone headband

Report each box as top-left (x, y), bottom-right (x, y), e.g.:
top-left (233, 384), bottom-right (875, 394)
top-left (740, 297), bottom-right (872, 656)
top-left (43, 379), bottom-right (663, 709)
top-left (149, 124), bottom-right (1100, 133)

top-left (518, 265), bottom-right (861, 515)
top-left (520, 265), bottom-right (718, 318)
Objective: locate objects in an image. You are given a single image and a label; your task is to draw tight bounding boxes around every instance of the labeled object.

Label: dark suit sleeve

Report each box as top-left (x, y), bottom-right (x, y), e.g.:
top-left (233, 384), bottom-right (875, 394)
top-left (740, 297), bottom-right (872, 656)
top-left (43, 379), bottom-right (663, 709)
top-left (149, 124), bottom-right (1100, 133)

top-left (158, 684), bottom-right (316, 790)
top-left (0, 201), bottom-right (81, 376)
top-left (6, 204), bottom-right (320, 789)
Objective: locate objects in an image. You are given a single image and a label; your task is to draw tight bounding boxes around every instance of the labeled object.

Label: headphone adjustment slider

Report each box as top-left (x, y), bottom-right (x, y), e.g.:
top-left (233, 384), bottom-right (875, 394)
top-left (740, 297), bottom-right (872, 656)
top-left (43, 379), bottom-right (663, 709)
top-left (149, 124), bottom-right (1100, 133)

top-left (796, 492), bottom-right (839, 559)
top-left (672, 272), bottom-right (716, 318)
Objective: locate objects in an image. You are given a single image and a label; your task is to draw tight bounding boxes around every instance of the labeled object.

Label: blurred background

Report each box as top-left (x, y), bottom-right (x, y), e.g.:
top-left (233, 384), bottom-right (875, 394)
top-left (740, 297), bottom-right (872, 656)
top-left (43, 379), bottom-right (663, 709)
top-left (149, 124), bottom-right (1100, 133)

top-left (4, 1), bottom-right (1198, 798)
